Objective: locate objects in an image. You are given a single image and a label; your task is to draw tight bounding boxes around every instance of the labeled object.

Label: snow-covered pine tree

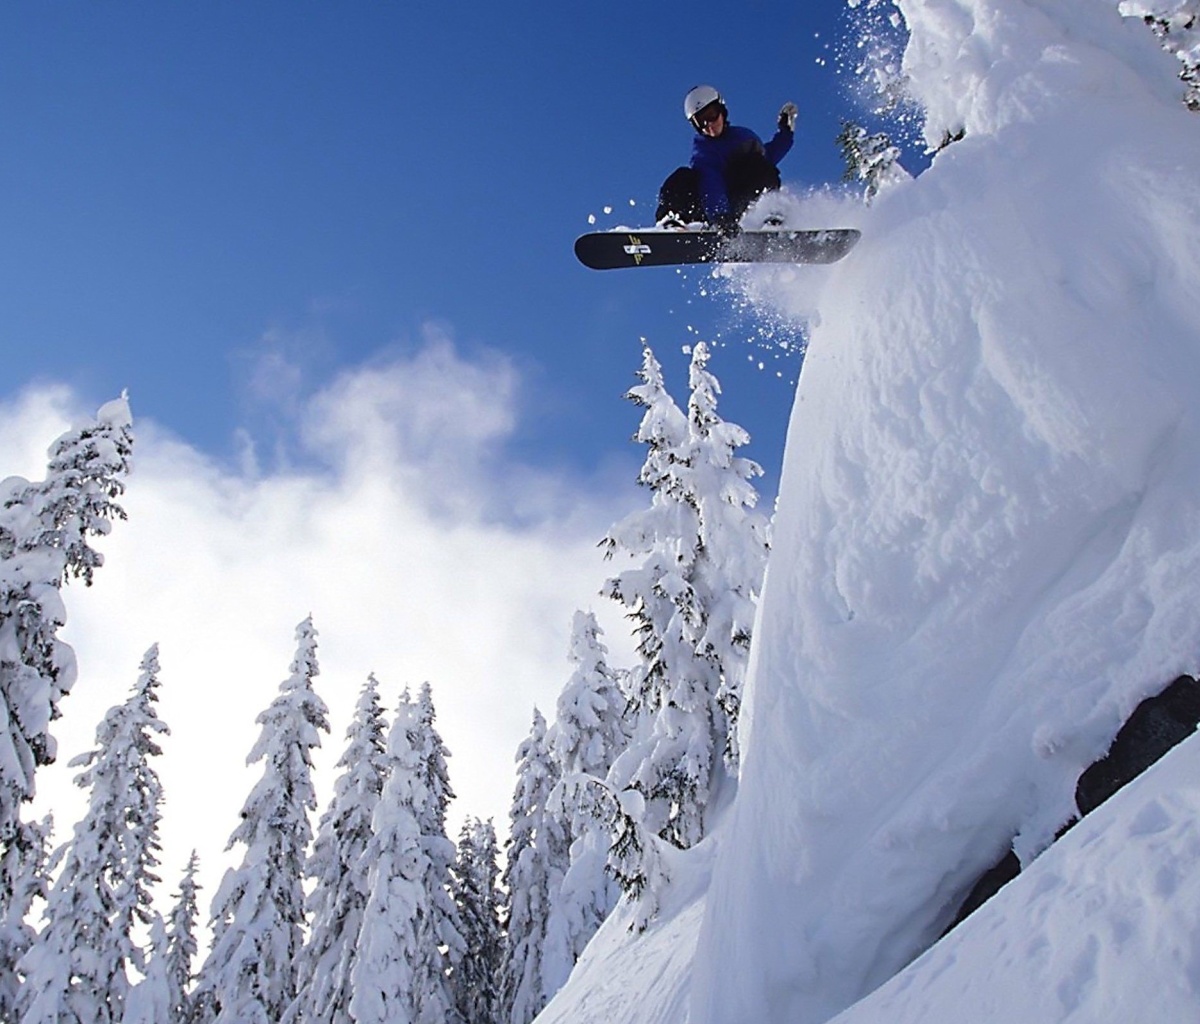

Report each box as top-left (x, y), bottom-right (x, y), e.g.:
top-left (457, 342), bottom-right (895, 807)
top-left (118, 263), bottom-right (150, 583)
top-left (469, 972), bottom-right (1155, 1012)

top-left (600, 343), bottom-right (701, 882)
top-left (601, 344), bottom-right (689, 725)
top-left (17, 643), bottom-right (168, 1024)
top-left (1121, 0), bottom-right (1200, 109)
top-left (571, 777), bottom-right (667, 933)
top-left (410, 682), bottom-right (467, 1011)
top-left (450, 817), bottom-right (503, 1024)
top-left (120, 915), bottom-right (171, 1024)
top-left (541, 611), bottom-right (628, 991)
top-left (549, 612), bottom-right (629, 785)
top-left (349, 697), bottom-right (460, 1024)
top-left (288, 675), bottom-right (389, 1024)
top-left (0, 816), bottom-right (50, 1021)
top-left (0, 396), bottom-right (133, 845)
top-left (498, 708), bottom-right (568, 1024)
top-left (190, 618), bottom-right (329, 1024)
top-left (30, 393), bottom-right (134, 588)
top-left (681, 340), bottom-right (770, 774)
top-left (836, 119), bottom-right (908, 201)
top-left (603, 342), bottom-right (769, 853)
top-left (412, 683), bottom-right (456, 857)
top-left (162, 852), bottom-right (201, 1024)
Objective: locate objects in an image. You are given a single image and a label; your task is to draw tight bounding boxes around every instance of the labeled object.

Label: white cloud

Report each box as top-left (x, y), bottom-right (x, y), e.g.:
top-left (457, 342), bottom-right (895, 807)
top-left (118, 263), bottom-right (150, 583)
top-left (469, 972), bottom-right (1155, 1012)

top-left (11, 334), bottom-right (638, 919)
top-left (0, 384), bottom-right (89, 482)
top-left (301, 329), bottom-right (521, 518)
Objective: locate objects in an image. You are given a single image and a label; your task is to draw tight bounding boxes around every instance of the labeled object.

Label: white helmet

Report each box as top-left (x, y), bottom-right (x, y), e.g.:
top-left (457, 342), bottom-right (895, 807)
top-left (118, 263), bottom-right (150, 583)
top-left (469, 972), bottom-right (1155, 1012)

top-left (684, 84), bottom-right (724, 125)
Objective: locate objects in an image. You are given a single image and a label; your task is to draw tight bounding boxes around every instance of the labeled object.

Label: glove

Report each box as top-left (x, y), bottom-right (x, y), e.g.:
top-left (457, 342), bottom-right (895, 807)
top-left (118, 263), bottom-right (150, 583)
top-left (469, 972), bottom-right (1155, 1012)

top-left (778, 101), bottom-right (798, 133)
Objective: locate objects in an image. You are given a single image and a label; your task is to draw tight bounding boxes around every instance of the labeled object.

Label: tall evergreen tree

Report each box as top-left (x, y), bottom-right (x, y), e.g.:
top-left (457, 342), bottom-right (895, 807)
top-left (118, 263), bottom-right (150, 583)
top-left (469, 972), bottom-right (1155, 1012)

top-left (289, 675), bottom-right (389, 1024)
top-left (0, 816), bottom-right (50, 1021)
top-left (602, 344), bottom-right (689, 724)
top-left (163, 852), bottom-right (201, 1024)
top-left (0, 397), bottom-right (132, 854)
top-left (411, 684), bottom-right (454, 836)
top-left (190, 618), bottom-right (329, 1024)
top-left (410, 682), bottom-right (466, 1010)
top-left (17, 643), bottom-right (168, 1024)
top-left (680, 340), bottom-right (770, 774)
top-left (604, 343), bottom-right (768, 852)
top-left (549, 612), bottom-right (629, 784)
top-left (450, 817), bottom-right (503, 1024)
top-left (498, 709), bottom-right (568, 1024)
top-left (349, 696), bottom-right (461, 1024)
top-left (542, 612), bottom-right (627, 992)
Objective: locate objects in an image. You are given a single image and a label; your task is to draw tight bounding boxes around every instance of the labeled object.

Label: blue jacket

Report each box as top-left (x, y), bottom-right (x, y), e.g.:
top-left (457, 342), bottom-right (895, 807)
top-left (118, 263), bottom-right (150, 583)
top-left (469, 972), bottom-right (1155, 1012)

top-left (690, 124), bottom-right (793, 219)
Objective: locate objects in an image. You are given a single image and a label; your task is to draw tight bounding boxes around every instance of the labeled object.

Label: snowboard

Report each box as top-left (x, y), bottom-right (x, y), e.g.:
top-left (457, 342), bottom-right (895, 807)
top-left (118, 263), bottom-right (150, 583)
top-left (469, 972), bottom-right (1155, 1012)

top-left (573, 227), bottom-right (860, 271)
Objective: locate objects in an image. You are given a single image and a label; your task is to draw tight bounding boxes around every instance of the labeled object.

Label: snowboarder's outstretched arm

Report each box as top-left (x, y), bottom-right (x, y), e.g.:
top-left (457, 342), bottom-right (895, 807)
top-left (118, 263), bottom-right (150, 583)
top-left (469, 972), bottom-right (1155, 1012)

top-left (765, 102), bottom-right (797, 165)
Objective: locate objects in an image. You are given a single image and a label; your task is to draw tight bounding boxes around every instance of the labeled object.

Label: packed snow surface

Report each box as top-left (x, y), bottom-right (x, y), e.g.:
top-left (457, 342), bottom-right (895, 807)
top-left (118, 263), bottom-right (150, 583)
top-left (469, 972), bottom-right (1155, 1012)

top-left (542, 1), bottom-right (1200, 1023)
top-left (536, 841), bottom-right (713, 1024)
top-left (828, 731), bottom-right (1200, 1024)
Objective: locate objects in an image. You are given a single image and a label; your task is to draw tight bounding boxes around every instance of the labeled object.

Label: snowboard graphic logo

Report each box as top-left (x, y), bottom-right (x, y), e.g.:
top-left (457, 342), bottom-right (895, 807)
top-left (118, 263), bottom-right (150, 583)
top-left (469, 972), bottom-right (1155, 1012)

top-left (622, 236), bottom-right (653, 264)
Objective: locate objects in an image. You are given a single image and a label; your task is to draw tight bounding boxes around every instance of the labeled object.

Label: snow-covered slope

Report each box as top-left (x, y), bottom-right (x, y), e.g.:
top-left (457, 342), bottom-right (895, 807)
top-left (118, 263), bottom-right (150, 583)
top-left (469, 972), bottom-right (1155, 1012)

top-left (541, 2), bottom-right (1200, 1023)
top-left (536, 841), bottom-right (714, 1024)
top-left (544, 728), bottom-right (1200, 1024)
top-left (829, 730), bottom-right (1200, 1024)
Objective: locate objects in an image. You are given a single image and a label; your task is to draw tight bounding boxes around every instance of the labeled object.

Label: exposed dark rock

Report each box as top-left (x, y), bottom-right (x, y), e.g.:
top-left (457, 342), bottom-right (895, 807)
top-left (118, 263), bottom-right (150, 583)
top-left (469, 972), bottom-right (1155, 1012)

top-left (1075, 675), bottom-right (1200, 816)
top-left (941, 848), bottom-right (1020, 935)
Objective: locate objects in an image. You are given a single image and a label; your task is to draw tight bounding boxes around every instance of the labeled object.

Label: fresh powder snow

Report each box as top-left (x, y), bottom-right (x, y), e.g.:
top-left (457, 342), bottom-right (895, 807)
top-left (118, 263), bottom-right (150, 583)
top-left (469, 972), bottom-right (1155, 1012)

top-left (828, 731), bottom-right (1200, 1023)
top-left (539, 2), bottom-right (1200, 1023)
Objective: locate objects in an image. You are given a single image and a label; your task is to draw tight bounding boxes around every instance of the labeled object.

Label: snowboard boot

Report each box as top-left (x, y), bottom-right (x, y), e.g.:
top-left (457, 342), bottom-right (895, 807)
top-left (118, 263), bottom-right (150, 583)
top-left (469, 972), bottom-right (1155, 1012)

top-left (656, 212), bottom-right (692, 231)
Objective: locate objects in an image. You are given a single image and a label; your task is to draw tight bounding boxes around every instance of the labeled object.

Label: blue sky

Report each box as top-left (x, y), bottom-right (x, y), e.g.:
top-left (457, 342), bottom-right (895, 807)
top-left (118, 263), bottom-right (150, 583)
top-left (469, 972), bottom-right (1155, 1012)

top-left (3, 2), bottom-right (916, 883)
top-left (0, 0), bottom-right (894, 500)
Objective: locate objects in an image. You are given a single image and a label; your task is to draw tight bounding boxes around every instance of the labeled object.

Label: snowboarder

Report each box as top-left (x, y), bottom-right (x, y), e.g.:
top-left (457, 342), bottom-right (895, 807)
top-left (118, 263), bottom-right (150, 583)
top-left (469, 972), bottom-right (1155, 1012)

top-left (655, 84), bottom-right (797, 233)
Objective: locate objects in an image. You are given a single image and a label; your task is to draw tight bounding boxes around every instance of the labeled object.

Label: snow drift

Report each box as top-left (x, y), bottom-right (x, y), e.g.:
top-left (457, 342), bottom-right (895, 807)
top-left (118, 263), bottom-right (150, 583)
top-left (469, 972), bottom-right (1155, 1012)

top-left (540, 1), bottom-right (1200, 1023)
